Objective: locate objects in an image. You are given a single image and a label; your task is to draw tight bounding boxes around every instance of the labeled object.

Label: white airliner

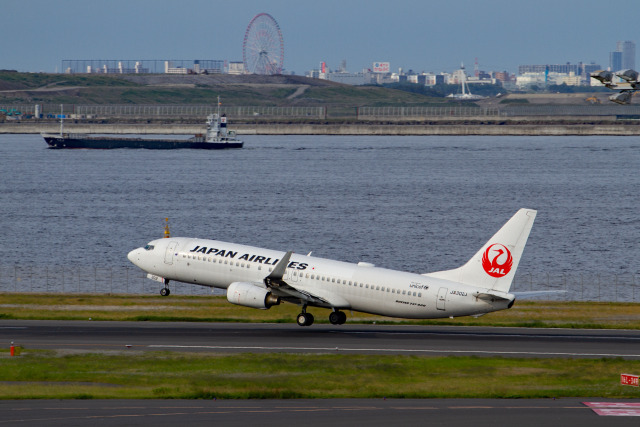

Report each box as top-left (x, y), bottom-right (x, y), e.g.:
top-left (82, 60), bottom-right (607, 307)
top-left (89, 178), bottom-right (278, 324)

top-left (128, 209), bottom-right (538, 326)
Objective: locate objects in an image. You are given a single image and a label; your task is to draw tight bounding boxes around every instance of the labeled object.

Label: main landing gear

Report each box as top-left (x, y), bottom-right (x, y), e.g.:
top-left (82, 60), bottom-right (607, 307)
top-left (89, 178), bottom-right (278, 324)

top-left (296, 308), bottom-right (347, 327)
top-left (329, 310), bottom-right (347, 325)
top-left (297, 310), bottom-right (314, 327)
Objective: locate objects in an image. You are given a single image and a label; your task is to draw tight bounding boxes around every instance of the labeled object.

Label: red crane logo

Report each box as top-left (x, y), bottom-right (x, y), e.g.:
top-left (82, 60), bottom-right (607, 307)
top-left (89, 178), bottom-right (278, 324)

top-left (482, 244), bottom-right (513, 278)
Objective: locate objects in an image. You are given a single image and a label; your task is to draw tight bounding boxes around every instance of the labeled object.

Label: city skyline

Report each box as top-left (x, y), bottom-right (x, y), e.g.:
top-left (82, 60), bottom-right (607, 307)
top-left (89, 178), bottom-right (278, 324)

top-left (2, 0), bottom-right (639, 75)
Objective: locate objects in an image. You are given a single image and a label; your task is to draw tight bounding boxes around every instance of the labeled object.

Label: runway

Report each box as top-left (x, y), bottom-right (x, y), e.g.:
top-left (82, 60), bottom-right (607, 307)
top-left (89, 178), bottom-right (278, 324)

top-left (2, 320), bottom-right (640, 359)
top-left (1, 399), bottom-right (639, 426)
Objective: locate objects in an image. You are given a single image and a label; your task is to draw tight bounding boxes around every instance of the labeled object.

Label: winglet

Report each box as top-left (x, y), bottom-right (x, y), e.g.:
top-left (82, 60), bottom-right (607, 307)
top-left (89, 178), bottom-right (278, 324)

top-left (265, 251), bottom-right (293, 287)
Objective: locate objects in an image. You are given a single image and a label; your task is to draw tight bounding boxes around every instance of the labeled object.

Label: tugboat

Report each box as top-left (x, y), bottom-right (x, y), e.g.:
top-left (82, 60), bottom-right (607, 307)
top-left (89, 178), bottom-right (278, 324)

top-left (42, 100), bottom-right (243, 149)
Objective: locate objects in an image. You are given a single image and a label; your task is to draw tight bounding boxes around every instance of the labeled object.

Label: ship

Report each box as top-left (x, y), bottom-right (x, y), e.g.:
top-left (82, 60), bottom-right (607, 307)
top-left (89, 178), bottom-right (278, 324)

top-left (42, 101), bottom-right (243, 149)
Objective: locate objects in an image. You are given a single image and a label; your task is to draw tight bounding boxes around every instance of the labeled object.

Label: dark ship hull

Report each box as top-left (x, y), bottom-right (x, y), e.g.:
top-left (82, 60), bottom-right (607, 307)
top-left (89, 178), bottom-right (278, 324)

top-left (44, 135), bottom-right (243, 150)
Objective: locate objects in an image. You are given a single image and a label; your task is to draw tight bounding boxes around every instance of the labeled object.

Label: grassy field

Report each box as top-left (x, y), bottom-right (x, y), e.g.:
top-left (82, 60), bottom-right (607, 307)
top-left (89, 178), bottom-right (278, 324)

top-left (0, 71), bottom-right (449, 108)
top-left (2, 294), bottom-right (639, 400)
top-left (2, 350), bottom-right (640, 399)
top-left (0, 351), bottom-right (640, 399)
top-left (0, 293), bottom-right (639, 329)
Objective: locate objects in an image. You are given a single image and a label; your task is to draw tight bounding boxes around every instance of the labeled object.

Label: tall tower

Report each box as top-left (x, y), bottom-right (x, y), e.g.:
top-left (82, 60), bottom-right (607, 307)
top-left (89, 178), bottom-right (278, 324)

top-left (619, 41), bottom-right (636, 70)
top-left (610, 51), bottom-right (622, 72)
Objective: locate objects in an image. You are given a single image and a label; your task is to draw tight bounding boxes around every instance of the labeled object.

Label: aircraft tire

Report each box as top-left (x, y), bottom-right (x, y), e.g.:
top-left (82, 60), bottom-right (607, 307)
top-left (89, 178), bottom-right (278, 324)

top-left (297, 312), bottom-right (314, 327)
top-left (329, 311), bottom-right (340, 325)
top-left (160, 288), bottom-right (170, 297)
top-left (338, 311), bottom-right (347, 325)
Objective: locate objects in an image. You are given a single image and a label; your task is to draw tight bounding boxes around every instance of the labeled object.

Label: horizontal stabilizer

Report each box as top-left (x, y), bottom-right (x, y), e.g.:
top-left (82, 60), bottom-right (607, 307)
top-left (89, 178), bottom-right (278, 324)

top-left (512, 290), bottom-right (566, 299)
top-left (475, 292), bottom-right (514, 302)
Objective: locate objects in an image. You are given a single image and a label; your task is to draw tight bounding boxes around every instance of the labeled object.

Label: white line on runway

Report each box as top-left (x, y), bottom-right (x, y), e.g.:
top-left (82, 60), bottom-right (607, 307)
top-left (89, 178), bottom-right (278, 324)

top-left (147, 345), bottom-right (640, 358)
top-left (338, 331), bottom-right (640, 340)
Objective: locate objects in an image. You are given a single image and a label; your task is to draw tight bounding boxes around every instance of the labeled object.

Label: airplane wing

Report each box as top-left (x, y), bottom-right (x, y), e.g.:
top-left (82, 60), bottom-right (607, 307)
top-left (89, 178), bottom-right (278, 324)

top-left (264, 251), bottom-right (350, 309)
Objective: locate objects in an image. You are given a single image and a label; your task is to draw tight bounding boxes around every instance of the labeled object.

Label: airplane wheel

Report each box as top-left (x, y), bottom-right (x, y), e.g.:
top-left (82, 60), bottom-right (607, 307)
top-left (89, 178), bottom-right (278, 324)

top-left (160, 288), bottom-right (170, 297)
top-left (329, 311), bottom-right (341, 325)
top-left (330, 311), bottom-right (347, 325)
top-left (296, 313), bottom-right (307, 326)
top-left (338, 311), bottom-right (347, 325)
top-left (297, 312), bottom-right (314, 327)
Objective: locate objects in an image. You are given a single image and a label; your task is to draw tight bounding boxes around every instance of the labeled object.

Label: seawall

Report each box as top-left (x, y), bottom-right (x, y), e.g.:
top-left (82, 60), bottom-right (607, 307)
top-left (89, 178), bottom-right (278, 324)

top-left (3, 122), bottom-right (640, 136)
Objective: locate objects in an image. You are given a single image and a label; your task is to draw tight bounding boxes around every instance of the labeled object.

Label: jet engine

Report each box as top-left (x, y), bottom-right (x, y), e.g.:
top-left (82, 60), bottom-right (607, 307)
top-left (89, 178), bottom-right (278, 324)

top-left (610, 91), bottom-right (633, 105)
top-left (226, 282), bottom-right (281, 309)
top-left (616, 69), bottom-right (639, 83)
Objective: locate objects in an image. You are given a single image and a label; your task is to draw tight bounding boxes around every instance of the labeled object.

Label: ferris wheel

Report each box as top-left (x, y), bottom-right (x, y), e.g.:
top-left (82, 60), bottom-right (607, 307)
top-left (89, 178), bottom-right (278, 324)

top-left (243, 13), bottom-right (284, 75)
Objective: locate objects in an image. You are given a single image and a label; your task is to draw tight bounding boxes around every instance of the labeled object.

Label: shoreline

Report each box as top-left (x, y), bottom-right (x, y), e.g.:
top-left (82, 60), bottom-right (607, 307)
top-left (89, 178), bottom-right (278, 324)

top-left (3, 122), bottom-right (640, 136)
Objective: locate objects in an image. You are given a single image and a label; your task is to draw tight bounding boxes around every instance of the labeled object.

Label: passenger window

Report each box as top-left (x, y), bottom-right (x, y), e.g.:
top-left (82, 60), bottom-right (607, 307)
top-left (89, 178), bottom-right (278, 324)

top-left (332, 278), bottom-right (335, 283)
top-left (360, 283), bottom-right (363, 287)
top-left (310, 274), bottom-right (315, 279)
top-left (418, 293), bottom-right (422, 297)
top-left (381, 287), bottom-right (385, 291)
top-left (241, 263), bottom-right (245, 267)
top-left (224, 260), bottom-right (228, 264)
top-left (365, 284), bottom-right (369, 289)
top-left (402, 290), bottom-right (406, 295)
top-left (258, 266), bottom-right (262, 270)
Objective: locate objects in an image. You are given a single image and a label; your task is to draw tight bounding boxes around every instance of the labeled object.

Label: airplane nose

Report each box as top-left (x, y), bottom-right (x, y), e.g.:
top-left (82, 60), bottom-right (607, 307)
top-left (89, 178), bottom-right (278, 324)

top-left (127, 248), bottom-right (140, 265)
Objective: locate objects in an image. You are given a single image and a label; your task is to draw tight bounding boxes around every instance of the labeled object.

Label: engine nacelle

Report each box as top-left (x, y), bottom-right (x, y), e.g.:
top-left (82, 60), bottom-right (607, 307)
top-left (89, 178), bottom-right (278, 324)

top-left (226, 282), bottom-right (280, 309)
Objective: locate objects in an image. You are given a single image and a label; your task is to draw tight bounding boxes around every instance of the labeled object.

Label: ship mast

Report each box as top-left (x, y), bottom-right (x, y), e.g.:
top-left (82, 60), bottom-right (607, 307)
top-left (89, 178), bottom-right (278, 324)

top-left (59, 104), bottom-right (64, 137)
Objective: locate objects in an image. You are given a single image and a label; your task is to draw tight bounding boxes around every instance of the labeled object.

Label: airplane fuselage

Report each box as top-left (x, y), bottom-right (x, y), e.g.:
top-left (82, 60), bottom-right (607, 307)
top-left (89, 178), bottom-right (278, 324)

top-left (129, 237), bottom-right (512, 319)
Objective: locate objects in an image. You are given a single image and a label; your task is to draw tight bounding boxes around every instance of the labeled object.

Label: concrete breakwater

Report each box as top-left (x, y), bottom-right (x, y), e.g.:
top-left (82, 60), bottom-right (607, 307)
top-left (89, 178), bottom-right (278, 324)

top-left (3, 122), bottom-right (640, 136)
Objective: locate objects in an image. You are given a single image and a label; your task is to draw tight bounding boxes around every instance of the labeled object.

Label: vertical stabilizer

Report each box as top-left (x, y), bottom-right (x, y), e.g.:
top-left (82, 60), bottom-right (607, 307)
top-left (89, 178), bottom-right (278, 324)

top-left (423, 209), bottom-right (537, 293)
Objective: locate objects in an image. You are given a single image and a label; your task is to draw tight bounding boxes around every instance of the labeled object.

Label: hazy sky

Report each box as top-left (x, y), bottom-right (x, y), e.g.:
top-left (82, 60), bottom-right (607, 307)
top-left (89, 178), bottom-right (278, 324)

top-left (3, 0), bottom-right (638, 74)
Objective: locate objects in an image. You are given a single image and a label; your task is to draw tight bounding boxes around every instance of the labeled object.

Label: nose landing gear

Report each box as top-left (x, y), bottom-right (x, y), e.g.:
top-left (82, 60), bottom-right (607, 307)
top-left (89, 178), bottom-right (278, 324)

top-left (160, 279), bottom-right (171, 297)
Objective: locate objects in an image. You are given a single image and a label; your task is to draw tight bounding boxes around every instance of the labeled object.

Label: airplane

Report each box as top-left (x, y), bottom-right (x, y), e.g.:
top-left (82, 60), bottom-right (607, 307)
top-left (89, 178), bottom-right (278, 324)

top-left (590, 69), bottom-right (640, 104)
top-left (128, 208), bottom-right (539, 326)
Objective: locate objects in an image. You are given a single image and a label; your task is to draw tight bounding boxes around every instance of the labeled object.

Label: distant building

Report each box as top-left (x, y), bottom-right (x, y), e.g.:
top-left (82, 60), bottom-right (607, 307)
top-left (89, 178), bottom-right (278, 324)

top-left (619, 41), bottom-right (635, 70)
top-left (62, 59), bottom-right (227, 74)
top-left (610, 51), bottom-right (623, 72)
top-left (227, 62), bottom-right (245, 75)
top-left (493, 71), bottom-right (512, 83)
top-left (517, 62), bottom-right (601, 86)
top-left (518, 64), bottom-right (579, 75)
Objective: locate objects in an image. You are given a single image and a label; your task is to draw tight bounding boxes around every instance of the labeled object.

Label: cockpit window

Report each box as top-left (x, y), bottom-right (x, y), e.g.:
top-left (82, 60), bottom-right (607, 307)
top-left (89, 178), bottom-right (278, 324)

top-left (144, 244), bottom-right (155, 251)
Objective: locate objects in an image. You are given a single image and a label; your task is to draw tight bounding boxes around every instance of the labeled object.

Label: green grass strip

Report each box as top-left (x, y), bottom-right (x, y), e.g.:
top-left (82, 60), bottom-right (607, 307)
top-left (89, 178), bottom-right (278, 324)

top-left (1, 294), bottom-right (639, 329)
top-left (1, 350), bottom-right (640, 399)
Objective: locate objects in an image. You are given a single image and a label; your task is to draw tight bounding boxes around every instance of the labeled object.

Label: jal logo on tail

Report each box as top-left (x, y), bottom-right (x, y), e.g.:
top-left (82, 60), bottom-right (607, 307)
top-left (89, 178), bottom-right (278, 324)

top-left (481, 244), bottom-right (513, 278)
